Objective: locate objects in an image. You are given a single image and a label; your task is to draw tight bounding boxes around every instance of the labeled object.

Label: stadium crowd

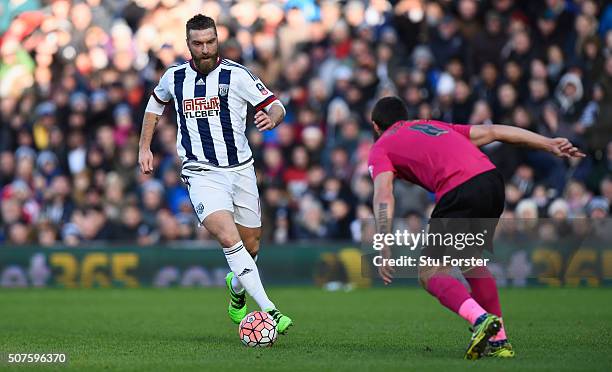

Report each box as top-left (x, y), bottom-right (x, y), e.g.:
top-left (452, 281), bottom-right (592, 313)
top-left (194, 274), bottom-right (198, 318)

top-left (1, 0), bottom-right (611, 246)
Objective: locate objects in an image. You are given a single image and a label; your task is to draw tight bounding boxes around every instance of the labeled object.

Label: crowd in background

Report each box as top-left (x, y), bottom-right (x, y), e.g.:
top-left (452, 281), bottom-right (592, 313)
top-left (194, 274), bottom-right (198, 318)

top-left (1, 0), bottom-right (611, 247)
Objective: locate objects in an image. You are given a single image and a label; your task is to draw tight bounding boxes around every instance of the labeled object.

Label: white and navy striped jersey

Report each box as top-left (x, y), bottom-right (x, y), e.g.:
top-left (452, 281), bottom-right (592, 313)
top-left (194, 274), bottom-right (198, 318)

top-left (151, 58), bottom-right (279, 174)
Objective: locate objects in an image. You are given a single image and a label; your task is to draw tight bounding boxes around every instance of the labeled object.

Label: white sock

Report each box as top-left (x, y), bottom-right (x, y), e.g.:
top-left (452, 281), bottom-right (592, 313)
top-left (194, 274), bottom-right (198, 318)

top-left (224, 242), bottom-right (274, 310)
top-left (230, 254), bottom-right (257, 293)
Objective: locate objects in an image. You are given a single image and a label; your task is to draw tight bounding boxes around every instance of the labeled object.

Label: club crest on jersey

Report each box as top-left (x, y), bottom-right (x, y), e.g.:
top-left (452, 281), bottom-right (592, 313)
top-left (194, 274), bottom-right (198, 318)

top-left (183, 96), bottom-right (220, 119)
top-left (196, 202), bottom-right (205, 215)
top-left (256, 82), bottom-right (268, 95)
top-left (218, 84), bottom-right (229, 96)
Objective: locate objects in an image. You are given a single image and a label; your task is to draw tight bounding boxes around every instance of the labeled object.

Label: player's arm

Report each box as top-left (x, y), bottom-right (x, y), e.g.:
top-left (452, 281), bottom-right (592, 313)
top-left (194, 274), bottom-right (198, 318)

top-left (234, 67), bottom-right (285, 131)
top-left (373, 171), bottom-right (395, 285)
top-left (468, 124), bottom-right (586, 158)
top-left (255, 101), bottom-right (285, 131)
top-left (138, 95), bottom-right (166, 174)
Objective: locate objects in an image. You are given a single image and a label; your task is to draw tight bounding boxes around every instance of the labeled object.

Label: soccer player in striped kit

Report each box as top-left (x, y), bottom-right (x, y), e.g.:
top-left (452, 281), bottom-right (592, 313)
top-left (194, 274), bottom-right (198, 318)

top-left (138, 14), bottom-right (292, 333)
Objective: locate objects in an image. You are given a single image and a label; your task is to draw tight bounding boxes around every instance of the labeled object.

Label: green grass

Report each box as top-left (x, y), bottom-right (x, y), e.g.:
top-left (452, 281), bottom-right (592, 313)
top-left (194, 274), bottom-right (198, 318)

top-left (0, 288), bottom-right (611, 371)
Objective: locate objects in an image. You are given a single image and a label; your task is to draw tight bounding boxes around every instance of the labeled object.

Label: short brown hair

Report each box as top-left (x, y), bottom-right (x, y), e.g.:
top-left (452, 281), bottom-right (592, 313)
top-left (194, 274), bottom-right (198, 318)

top-left (186, 14), bottom-right (216, 38)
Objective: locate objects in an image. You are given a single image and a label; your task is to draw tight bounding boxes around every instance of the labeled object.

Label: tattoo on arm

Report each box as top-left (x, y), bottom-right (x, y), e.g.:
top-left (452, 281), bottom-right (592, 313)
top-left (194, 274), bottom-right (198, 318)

top-left (377, 203), bottom-right (389, 234)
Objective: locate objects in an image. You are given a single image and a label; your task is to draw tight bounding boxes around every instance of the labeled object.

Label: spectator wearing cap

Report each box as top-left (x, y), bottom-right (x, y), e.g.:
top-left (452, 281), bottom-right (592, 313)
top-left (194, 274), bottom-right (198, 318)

top-left (587, 196), bottom-right (609, 218)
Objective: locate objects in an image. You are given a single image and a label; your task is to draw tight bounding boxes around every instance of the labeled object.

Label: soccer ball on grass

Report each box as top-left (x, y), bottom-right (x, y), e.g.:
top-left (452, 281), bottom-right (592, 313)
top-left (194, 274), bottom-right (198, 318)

top-left (239, 311), bottom-right (277, 347)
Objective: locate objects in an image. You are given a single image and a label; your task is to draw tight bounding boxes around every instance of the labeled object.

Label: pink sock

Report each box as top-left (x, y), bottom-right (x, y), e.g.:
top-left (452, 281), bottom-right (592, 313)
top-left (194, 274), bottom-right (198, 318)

top-left (458, 298), bottom-right (488, 325)
top-left (465, 267), bottom-right (502, 316)
top-left (426, 274), bottom-right (484, 323)
top-left (465, 267), bottom-right (507, 340)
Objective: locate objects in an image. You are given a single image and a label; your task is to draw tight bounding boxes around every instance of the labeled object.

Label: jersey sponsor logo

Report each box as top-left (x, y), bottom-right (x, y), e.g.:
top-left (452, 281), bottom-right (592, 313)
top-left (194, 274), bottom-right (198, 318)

top-left (183, 96), bottom-right (221, 119)
top-left (256, 82), bottom-right (268, 95)
top-left (409, 124), bottom-right (448, 136)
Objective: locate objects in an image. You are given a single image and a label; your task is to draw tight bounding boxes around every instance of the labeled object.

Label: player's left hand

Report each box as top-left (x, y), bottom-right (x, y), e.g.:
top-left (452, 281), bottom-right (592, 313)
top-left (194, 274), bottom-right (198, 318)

top-left (255, 111), bottom-right (276, 131)
top-left (548, 137), bottom-right (586, 159)
top-left (378, 246), bottom-right (395, 285)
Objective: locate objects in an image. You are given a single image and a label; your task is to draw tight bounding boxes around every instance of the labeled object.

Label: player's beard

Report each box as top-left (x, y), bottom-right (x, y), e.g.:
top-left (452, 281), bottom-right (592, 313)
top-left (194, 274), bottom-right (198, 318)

top-left (192, 50), bottom-right (219, 74)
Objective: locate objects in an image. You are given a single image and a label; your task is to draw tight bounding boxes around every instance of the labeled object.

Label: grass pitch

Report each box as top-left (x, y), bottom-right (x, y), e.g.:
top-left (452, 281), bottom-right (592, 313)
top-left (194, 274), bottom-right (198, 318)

top-left (0, 287), bottom-right (610, 371)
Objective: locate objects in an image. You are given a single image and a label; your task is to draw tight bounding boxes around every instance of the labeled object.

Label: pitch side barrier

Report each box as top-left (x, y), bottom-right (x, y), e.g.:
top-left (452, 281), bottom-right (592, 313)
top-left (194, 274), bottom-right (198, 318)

top-left (0, 218), bottom-right (611, 288)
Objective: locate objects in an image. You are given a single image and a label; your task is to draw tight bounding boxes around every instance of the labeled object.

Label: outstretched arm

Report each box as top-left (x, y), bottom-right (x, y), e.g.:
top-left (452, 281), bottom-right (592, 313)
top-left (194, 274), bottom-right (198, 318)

top-left (469, 124), bottom-right (586, 158)
top-left (373, 171), bottom-right (395, 284)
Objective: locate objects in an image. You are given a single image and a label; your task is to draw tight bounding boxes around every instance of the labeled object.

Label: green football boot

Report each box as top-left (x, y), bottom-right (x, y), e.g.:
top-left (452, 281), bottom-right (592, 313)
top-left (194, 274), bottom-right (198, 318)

top-left (265, 308), bottom-right (293, 334)
top-left (486, 340), bottom-right (515, 358)
top-left (225, 272), bottom-right (247, 324)
top-left (464, 314), bottom-right (501, 360)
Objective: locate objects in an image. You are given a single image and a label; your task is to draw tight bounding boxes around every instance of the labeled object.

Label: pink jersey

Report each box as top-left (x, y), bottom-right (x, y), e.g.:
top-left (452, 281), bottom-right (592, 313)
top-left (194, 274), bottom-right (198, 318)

top-left (368, 120), bottom-right (496, 201)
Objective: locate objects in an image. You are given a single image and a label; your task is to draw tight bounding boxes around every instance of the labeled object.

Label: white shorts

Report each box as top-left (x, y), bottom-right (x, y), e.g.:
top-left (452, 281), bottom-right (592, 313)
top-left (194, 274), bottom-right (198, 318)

top-left (182, 166), bottom-right (261, 228)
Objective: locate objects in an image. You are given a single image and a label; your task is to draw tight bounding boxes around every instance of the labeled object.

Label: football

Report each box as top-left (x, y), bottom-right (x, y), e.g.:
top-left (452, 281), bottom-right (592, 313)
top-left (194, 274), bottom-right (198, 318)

top-left (239, 311), bottom-right (278, 347)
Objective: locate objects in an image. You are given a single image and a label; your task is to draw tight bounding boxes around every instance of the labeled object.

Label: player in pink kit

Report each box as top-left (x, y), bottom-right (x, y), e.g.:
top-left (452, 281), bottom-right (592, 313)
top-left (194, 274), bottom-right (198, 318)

top-left (369, 96), bottom-right (585, 360)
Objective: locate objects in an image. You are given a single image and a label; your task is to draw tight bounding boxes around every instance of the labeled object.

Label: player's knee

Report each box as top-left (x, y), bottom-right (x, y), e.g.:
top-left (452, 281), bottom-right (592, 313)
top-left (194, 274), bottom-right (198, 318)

top-left (215, 233), bottom-right (241, 248)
